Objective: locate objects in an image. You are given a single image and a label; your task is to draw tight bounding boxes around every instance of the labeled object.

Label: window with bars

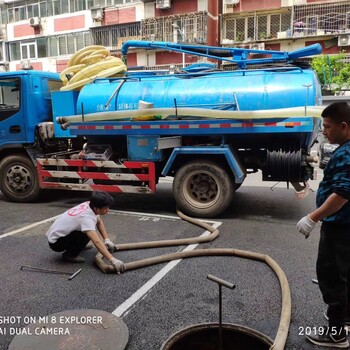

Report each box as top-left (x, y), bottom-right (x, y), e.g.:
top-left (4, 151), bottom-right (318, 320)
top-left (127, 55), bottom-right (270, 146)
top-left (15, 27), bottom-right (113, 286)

top-left (91, 22), bottom-right (140, 50)
top-left (142, 12), bottom-right (207, 44)
top-left (222, 11), bottom-right (291, 42)
top-left (293, 1), bottom-right (350, 35)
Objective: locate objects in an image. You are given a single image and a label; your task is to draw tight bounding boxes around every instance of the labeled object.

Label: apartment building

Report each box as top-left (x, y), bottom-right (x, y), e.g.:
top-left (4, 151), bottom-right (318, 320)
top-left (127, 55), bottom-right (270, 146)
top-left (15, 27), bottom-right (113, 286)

top-left (221, 0), bottom-right (350, 55)
top-left (0, 0), bottom-right (219, 71)
top-left (0, 0), bottom-right (348, 73)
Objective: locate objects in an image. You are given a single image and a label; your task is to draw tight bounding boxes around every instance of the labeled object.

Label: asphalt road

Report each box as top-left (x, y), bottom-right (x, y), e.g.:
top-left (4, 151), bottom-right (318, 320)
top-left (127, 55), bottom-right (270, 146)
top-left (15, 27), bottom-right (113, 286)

top-left (0, 172), bottom-right (328, 350)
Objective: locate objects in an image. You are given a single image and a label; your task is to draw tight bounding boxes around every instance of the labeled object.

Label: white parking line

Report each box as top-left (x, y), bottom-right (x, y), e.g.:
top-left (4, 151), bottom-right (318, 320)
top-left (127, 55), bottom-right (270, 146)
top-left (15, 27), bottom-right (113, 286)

top-left (112, 215), bottom-right (222, 318)
top-left (109, 209), bottom-right (220, 225)
top-left (0, 215), bottom-right (59, 240)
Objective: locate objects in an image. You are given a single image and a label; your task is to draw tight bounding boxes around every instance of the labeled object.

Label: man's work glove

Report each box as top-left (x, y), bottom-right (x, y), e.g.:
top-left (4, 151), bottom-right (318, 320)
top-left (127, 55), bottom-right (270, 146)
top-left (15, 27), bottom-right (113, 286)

top-left (296, 215), bottom-right (317, 239)
top-left (109, 257), bottom-right (125, 274)
top-left (104, 239), bottom-right (116, 252)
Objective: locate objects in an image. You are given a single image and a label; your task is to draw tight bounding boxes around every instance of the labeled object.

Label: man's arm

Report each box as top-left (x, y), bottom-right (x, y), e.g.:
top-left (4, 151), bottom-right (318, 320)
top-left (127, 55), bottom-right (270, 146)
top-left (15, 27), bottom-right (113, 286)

top-left (85, 230), bottom-right (114, 260)
top-left (96, 217), bottom-right (115, 252)
top-left (297, 193), bottom-right (348, 238)
top-left (309, 192), bottom-right (348, 222)
top-left (96, 216), bottom-right (109, 240)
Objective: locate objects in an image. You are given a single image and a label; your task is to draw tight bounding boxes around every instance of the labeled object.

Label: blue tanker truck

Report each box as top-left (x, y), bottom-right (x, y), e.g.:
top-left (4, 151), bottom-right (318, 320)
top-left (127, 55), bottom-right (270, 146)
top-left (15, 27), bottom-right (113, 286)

top-left (0, 41), bottom-right (323, 217)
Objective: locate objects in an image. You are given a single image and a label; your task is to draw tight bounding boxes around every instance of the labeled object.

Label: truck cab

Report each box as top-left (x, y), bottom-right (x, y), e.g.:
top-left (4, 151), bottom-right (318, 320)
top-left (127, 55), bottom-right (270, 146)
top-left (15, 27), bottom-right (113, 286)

top-left (0, 70), bottom-right (61, 150)
top-left (0, 71), bottom-right (62, 202)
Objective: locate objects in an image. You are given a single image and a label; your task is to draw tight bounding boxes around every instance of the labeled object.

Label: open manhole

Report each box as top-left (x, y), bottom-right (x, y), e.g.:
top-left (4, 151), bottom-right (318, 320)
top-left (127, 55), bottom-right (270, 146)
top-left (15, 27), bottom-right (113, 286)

top-left (161, 323), bottom-right (273, 350)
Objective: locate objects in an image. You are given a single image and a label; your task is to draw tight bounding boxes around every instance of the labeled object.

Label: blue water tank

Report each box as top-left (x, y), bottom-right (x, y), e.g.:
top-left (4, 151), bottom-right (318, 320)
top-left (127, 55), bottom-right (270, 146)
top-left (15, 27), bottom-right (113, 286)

top-left (76, 68), bottom-right (321, 115)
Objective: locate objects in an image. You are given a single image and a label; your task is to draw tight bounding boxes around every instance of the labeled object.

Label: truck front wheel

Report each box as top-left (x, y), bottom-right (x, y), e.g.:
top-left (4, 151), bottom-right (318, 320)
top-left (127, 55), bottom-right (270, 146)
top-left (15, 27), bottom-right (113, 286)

top-left (0, 155), bottom-right (41, 202)
top-left (173, 161), bottom-right (234, 218)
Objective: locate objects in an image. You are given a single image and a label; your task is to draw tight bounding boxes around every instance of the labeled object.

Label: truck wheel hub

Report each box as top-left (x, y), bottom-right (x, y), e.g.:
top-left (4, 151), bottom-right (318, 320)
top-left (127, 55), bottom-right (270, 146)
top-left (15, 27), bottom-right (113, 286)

top-left (7, 166), bottom-right (30, 191)
top-left (186, 172), bottom-right (219, 205)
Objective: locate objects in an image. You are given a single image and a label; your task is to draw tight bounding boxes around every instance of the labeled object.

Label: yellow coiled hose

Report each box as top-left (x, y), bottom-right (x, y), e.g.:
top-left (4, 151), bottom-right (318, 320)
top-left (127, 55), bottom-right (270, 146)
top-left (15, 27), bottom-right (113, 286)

top-left (60, 45), bottom-right (127, 91)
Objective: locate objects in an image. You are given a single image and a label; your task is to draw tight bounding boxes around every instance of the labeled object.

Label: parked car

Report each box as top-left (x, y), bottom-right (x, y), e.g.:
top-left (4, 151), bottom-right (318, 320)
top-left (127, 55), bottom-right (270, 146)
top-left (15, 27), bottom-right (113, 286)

top-left (318, 141), bottom-right (338, 169)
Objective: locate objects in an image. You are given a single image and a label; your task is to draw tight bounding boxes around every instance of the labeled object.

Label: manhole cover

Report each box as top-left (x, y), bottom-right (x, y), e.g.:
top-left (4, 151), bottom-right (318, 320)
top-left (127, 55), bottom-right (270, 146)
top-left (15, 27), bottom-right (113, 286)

top-left (9, 309), bottom-right (128, 350)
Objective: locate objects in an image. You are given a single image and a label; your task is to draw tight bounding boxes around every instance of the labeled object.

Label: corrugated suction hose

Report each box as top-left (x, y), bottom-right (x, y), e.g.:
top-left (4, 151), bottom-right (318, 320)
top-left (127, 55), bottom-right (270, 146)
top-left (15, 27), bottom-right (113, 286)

top-left (95, 210), bottom-right (291, 350)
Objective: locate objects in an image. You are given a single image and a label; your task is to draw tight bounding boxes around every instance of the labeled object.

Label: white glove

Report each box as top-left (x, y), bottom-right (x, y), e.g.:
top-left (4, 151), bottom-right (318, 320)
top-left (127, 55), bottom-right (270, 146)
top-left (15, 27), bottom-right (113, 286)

top-left (296, 215), bottom-right (317, 239)
top-left (109, 257), bottom-right (124, 274)
top-left (104, 239), bottom-right (115, 253)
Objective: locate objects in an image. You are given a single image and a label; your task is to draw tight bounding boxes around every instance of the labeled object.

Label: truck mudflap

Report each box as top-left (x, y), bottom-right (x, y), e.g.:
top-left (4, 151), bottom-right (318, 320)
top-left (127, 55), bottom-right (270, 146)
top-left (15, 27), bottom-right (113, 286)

top-left (36, 158), bottom-right (156, 193)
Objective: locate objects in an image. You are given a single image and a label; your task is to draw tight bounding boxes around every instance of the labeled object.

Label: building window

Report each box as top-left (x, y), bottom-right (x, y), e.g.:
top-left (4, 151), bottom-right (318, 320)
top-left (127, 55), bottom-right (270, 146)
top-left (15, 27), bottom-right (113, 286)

top-left (9, 37), bottom-right (48, 61)
top-left (21, 42), bottom-right (36, 60)
top-left (222, 11), bottom-right (291, 43)
top-left (39, 2), bottom-right (47, 17)
top-left (91, 22), bottom-right (140, 49)
top-left (14, 6), bottom-right (26, 21)
top-left (49, 37), bottom-right (58, 57)
top-left (27, 4), bottom-right (40, 18)
top-left (293, 2), bottom-right (350, 35)
top-left (9, 43), bottom-right (20, 61)
top-left (1, 0), bottom-right (134, 22)
top-left (247, 17), bottom-right (255, 41)
top-left (142, 13), bottom-right (207, 44)
top-left (257, 15), bottom-right (268, 40)
top-left (345, 12), bottom-right (350, 30)
top-left (235, 17), bottom-right (245, 41)
top-left (48, 31), bottom-right (91, 57)
top-left (48, 0), bottom-right (62, 16)
top-left (37, 37), bottom-right (47, 58)
top-left (306, 15), bottom-right (318, 35)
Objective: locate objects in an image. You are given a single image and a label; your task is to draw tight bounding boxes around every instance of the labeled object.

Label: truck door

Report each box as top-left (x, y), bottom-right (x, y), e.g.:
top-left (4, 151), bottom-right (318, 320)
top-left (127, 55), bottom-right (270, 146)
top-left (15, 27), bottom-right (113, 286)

top-left (0, 77), bottom-right (25, 148)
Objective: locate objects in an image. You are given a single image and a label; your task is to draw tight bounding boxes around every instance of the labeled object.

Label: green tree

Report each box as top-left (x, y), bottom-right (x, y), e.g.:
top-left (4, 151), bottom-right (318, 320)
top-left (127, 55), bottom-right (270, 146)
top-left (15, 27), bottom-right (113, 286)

top-left (311, 53), bottom-right (346, 94)
top-left (333, 64), bottom-right (350, 91)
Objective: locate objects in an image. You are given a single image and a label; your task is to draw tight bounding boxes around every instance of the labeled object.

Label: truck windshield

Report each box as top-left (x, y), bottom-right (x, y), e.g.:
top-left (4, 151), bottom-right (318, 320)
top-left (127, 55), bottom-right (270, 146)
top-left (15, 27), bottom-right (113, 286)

top-left (0, 78), bottom-right (20, 117)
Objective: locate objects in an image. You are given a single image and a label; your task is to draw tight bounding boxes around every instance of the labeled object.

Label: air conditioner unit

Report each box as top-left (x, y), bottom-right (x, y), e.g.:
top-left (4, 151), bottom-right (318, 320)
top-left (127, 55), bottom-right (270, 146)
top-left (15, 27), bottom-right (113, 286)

top-left (224, 0), bottom-right (240, 5)
top-left (20, 60), bottom-right (33, 70)
top-left (156, 0), bottom-right (171, 9)
top-left (29, 17), bottom-right (41, 27)
top-left (91, 8), bottom-right (103, 21)
top-left (250, 43), bottom-right (265, 50)
top-left (0, 62), bottom-right (9, 72)
top-left (338, 34), bottom-right (350, 47)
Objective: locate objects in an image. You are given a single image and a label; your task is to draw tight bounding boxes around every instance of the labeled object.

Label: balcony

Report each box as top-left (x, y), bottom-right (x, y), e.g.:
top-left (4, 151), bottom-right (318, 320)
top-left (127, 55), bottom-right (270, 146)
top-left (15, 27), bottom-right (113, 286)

top-left (90, 12), bottom-right (208, 52)
top-left (221, 0), bottom-right (350, 45)
top-left (90, 22), bottom-right (141, 52)
top-left (142, 11), bottom-right (207, 44)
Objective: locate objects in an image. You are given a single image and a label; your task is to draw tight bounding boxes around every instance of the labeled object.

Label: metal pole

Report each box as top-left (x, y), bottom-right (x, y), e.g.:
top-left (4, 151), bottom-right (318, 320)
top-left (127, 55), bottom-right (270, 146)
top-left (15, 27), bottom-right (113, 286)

top-left (303, 84), bottom-right (312, 115)
top-left (219, 284), bottom-right (223, 350)
top-left (21, 265), bottom-right (82, 280)
top-left (207, 274), bottom-right (235, 350)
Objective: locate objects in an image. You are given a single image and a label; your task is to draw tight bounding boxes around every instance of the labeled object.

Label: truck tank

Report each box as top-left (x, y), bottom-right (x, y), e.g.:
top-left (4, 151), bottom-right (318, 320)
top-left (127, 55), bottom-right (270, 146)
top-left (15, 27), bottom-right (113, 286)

top-left (74, 41), bottom-right (322, 115)
top-left (76, 67), bottom-right (320, 115)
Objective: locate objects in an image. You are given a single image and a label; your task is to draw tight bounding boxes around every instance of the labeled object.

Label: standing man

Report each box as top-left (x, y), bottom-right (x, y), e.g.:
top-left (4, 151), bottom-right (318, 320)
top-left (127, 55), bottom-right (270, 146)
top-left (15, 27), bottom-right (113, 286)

top-left (297, 102), bottom-right (350, 348)
top-left (46, 191), bottom-right (124, 274)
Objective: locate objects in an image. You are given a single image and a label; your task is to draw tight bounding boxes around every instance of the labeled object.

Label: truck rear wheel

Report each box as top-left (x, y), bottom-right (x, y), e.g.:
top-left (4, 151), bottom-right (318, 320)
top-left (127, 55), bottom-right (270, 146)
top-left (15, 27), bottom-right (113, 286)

top-left (173, 160), bottom-right (234, 218)
top-left (0, 155), bottom-right (41, 202)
